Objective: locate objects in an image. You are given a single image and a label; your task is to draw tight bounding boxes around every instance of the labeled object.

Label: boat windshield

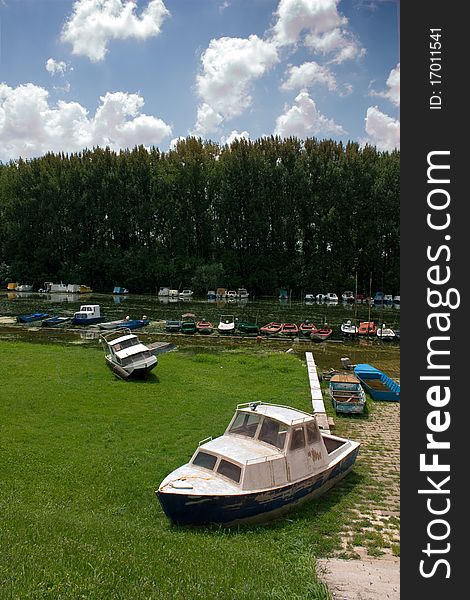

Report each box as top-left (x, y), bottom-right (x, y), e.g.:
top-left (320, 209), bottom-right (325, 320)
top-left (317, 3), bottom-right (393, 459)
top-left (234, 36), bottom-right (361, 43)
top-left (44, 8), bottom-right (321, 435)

top-left (121, 350), bottom-right (152, 366)
top-left (228, 411), bottom-right (261, 438)
top-left (112, 337), bottom-right (139, 352)
top-left (258, 417), bottom-right (288, 450)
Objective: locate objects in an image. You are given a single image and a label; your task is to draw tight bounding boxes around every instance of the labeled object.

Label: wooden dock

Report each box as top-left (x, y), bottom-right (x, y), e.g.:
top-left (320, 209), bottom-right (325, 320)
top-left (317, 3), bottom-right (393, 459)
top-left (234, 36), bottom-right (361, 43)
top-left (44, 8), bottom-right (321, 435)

top-left (305, 352), bottom-right (334, 433)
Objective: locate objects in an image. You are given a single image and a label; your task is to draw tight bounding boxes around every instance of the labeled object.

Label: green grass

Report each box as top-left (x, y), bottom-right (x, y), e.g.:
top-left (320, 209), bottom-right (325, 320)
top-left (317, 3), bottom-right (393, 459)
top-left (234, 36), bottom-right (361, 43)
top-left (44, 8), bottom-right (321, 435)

top-left (0, 341), bottom-right (341, 599)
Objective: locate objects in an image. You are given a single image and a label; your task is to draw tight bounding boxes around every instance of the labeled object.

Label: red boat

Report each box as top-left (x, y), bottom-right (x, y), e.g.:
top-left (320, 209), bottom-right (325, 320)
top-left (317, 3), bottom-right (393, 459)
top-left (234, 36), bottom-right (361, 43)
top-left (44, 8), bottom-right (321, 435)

top-left (358, 321), bottom-right (377, 335)
top-left (260, 322), bottom-right (283, 335)
top-left (299, 321), bottom-right (316, 336)
top-left (310, 326), bottom-right (333, 342)
top-left (196, 320), bottom-right (214, 334)
top-left (281, 323), bottom-right (299, 336)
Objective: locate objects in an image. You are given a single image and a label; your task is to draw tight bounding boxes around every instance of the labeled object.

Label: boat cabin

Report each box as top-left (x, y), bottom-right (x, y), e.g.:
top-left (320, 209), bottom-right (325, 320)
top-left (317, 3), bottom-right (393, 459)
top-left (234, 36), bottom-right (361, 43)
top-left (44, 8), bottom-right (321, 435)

top-left (106, 333), bottom-right (154, 365)
top-left (73, 304), bottom-right (101, 321)
top-left (189, 403), bottom-right (346, 491)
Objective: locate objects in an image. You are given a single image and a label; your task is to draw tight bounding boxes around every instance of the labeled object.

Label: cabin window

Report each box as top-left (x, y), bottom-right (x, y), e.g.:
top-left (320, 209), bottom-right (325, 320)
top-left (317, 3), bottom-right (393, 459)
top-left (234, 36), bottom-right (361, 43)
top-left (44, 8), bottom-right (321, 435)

top-left (228, 412), bottom-right (261, 438)
top-left (217, 459), bottom-right (241, 483)
top-left (121, 351), bottom-right (152, 366)
top-left (289, 427), bottom-right (305, 451)
top-left (193, 451), bottom-right (217, 470)
top-left (306, 422), bottom-right (321, 445)
top-left (258, 418), bottom-right (288, 450)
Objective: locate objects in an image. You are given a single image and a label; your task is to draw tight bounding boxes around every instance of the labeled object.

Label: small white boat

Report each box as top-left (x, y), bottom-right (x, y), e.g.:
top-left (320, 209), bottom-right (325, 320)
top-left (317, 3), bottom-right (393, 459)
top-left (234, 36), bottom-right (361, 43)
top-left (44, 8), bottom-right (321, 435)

top-left (226, 290), bottom-right (237, 300)
top-left (393, 295), bottom-right (400, 304)
top-left (169, 289), bottom-right (179, 297)
top-left (376, 324), bottom-right (396, 340)
top-left (325, 292), bottom-right (338, 303)
top-left (71, 304), bottom-right (104, 325)
top-left (237, 288), bottom-right (249, 299)
top-left (384, 294), bottom-right (393, 304)
top-left (157, 402), bottom-right (360, 526)
top-left (158, 287), bottom-right (170, 297)
top-left (340, 320), bottom-right (358, 336)
top-left (304, 293), bottom-right (315, 303)
top-left (341, 291), bottom-right (354, 303)
top-left (16, 284), bottom-right (33, 292)
top-left (179, 289), bottom-right (194, 299)
top-left (100, 330), bottom-right (158, 379)
top-left (316, 293), bottom-right (325, 302)
top-left (44, 282), bottom-right (68, 293)
top-left (218, 314), bottom-right (235, 334)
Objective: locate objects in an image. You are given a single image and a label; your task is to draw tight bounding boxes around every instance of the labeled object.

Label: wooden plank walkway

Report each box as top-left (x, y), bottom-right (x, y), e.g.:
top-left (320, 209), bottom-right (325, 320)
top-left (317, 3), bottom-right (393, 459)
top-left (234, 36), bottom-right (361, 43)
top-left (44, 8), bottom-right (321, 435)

top-left (305, 352), bottom-right (333, 433)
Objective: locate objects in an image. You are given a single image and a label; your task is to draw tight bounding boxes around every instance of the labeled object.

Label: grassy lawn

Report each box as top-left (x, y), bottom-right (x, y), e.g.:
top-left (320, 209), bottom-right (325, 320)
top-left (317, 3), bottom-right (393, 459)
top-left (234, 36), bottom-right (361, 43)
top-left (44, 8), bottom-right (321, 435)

top-left (0, 340), bottom-right (369, 599)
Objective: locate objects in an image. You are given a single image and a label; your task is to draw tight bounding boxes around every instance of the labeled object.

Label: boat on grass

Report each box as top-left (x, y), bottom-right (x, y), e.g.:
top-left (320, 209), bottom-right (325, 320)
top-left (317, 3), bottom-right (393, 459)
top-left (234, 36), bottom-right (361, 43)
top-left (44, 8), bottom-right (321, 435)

top-left (41, 316), bottom-right (71, 327)
top-left (156, 402), bottom-right (360, 526)
top-left (218, 315), bottom-right (235, 334)
top-left (196, 319), bottom-right (214, 335)
top-left (353, 364), bottom-right (400, 402)
top-left (260, 322), bottom-right (282, 335)
top-left (310, 325), bottom-right (333, 342)
top-left (329, 374), bottom-right (366, 414)
top-left (17, 312), bottom-right (49, 323)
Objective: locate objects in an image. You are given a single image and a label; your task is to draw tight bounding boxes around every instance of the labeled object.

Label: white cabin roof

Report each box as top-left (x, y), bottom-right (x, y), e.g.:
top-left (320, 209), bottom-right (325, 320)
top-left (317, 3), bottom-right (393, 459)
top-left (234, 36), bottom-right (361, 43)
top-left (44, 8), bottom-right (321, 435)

top-left (108, 333), bottom-right (137, 346)
top-left (202, 435), bottom-right (282, 466)
top-left (115, 343), bottom-right (150, 359)
top-left (237, 403), bottom-right (315, 426)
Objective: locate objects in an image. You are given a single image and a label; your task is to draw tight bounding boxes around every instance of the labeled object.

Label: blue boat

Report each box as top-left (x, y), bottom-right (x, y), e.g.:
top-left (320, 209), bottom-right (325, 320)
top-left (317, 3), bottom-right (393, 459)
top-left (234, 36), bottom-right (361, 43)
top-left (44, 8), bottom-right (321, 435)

top-left (353, 364), bottom-right (400, 402)
top-left (71, 304), bottom-right (105, 326)
top-left (157, 402), bottom-right (360, 526)
top-left (329, 374), bottom-right (366, 414)
top-left (113, 286), bottom-right (129, 294)
top-left (373, 291), bottom-right (384, 304)
top-left (99, 318), bottom-right (149, 331)
top-left (16, 313), bottom-right (49, 323)
top-left (165, 319), bottom-right (181, 332)
top-left (42, 316), bottom-right (71, 327)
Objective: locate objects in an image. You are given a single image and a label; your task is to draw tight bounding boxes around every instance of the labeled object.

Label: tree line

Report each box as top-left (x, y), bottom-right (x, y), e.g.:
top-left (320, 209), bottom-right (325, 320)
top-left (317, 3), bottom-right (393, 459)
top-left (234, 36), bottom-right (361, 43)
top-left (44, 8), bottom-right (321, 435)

top-left (0, 136), bottom-right (399, 296)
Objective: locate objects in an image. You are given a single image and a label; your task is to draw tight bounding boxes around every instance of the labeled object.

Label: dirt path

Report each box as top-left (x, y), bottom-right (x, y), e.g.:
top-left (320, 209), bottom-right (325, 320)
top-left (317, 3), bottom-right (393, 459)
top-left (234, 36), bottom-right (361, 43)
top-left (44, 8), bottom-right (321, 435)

top-left (318, 400), bottom-right (400, 599)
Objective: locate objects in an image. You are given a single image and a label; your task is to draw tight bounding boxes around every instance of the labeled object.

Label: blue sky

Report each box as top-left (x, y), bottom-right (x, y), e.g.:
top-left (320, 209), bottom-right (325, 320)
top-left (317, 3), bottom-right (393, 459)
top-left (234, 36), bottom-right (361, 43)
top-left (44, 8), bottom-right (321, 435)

top-left (0, 0), bottom-right (400, 162)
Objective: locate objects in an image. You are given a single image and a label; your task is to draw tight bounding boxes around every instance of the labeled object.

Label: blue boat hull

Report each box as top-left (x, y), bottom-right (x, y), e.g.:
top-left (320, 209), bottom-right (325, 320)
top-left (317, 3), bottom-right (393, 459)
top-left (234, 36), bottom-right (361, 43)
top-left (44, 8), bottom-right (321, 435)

top-left (157, 447), bottom-right (359, 526)
top-left (354, 364), bottom-right (400, 402)
top-left (71, 316), bottom-right (105, 325)
top-left (17, 313), bottom-right (49, 323)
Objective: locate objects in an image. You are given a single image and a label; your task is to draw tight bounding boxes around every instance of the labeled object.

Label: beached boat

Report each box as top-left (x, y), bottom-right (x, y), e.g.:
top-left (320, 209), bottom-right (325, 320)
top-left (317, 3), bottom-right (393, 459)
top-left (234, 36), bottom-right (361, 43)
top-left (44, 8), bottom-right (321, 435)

top-left (196, 319), bottom-right (214, 335)
top-left (156, 402), bottom-right (360, 526)
top-left (71, 304), bottom-right (105, 326)
top-left (181, 313), bottom-right (197, 334)
top-left (16, 312), bottom-right (49, 323)
top-left (281, 323), bottom-right (299, 336)
top-left (165, 319), bottom-right (181, 332)
top-left (218, 315), bottom-right (235, 335)
top-left (299, 321), bottom-right (316, 336)
top-left (310, 326), bottom-right (333, 342)
top-left (358, 321), bottom-right (376, 335)
top-left (354, 364), bottom-right (400, 402)
top-left (340, 320), bottom-right (358, 336)
top-left (376, 324), bottom-right (396, 340)
top-left (260, 322), bottom-right (282, 335)
top-left (236, 320), bottom-right (259, 334)
top-left (41, 316), bottom-right (71, 327)
top-left (98, 318), bottom-right (149, 331)
top-left (329, 374), bottom-right (366, 414)
top-left (100, 330), bottom-right (158, 380)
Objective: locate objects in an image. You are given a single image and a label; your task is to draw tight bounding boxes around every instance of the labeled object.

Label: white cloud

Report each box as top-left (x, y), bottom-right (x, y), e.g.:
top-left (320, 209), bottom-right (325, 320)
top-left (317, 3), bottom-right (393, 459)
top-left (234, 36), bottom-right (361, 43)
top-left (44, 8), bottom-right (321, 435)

top-left (0, 83), bottom-right (172, 161)
top-left (221, 130), bottom-right (250, 146)
top-left (370, 63), bottom-right (400, 107)
top-left (272, 0), bottom-right (365, 64)
top-left (45, 58), bottom-right (69, 76)
top-left (363, 105), bottom-right (399, 151)
top-left (274, 90), bottom-right (345, 139)
top-left (281, 61), bottom-right (337, 91)
top-left (193, 34), bottom-right (278, 135)
top-left (61, 0), bottom-right (170, 62)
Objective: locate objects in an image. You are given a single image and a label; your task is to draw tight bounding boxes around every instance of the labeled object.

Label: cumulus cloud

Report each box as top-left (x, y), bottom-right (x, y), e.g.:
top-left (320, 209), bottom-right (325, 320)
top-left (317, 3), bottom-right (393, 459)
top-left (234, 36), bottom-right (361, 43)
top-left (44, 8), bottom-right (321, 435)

top-left (221, 130), bottom-right (250, 146)
top-left (61, 0), bottom-right (170, 62)
top-left (281, 61), bottom-right (337, 91)
top-left (362, 105), bottom-right (399, 151)
top-left (274, 90), bottom-right (345, 139)
top-left (45, 58), bottom-right (69, 76)
top-left (370, 63), bottom-right (400, 107)
top-left (193, 35), bottom-right (278, 135)
top-left (271, 0), bottom-right (365, 64)
top-left (0, 83), bottom-right (172, 161)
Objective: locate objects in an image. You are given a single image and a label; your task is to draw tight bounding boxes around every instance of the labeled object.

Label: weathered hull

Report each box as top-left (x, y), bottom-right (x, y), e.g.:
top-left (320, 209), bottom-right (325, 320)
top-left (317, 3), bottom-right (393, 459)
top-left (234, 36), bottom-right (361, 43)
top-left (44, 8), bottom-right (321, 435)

top-left (17, 313), bottom-right (49, 323)
top-left (105, 356), bottom-right (156, 380)
top-left (354, 364), bottom-right (400, 402)
top-left (157, 447), bottom-right (359, 526)
top-left (72, 317), bottom-right (105, 325)
top-left (332, 400), bottom-right (365, 414)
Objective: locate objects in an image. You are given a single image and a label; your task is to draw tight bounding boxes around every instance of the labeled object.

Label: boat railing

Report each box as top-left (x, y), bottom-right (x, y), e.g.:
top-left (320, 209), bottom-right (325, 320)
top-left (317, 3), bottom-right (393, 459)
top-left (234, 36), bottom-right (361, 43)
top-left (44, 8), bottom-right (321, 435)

top-left (236, 402), bottom-right (314, 423)
top-left (100, 328), bottom-right (133, 343)
top-left (198, 436), bottom-right (213, 446)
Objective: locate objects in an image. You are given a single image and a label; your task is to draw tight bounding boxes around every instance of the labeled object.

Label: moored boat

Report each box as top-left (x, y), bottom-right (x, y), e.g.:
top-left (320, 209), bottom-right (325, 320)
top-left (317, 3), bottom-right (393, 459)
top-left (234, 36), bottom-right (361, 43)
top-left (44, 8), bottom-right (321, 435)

top-left (281, 323), bottom-right (298, 336)
top-left (41, 316), bottom-right (71, 327)
top-left (304, 293), bottom-right (315, 303)
top-left (278, 289), bottom-right (288, 301)
top-left (358, 321), bottom-right (376, 335)
top-left (237, 288), bottom-right (249, 299)
top-left (113, 286), bottom-right (129, 294)
top-left (260, 322), bottom-right (282, 335)
top-left (376, 324), bottom-right (396, 340)
top-left (196, 319), bottom-right (214, 335)
top-left (354, 364), bottom-right (400, 402)
top-left (329, 374), bottom-right (366, 414)
top-left (236, 320), bottom-right (259, 334)
top-left (341, 291), bottom-right (354, 303)
top-left (16, 284), bottom-right (33, 292)
top-left (99, 318), bottom-right (150, 331)
top-left (324, 292), bottom-right (338, 303)
top-left (165, 319), bottom-right (181, 332)
top-left (218, 314), bottom-right (235, 335)
top-left (181, 313), bottom-right (197, 334)
top-left (156, 402), bottom-right (360, 526)
top-left (310, 325), bottom-right (333, 342)
top-left (340, 320), bottom-right (358, 336)
top-left (226, 290), bottom-right (237, 300)
top-left (16, 312), bottom-right (49, 323)
top-left (179, 289), bottom-right (194, 299)
top-left (207, 290), bottom-right (216, 300)
top-left (373, 292), bottom-right (384, 305)
top-left (71, 305), bottom-right (105, 326)
top-left (299, 321), bottom-right (316, 336)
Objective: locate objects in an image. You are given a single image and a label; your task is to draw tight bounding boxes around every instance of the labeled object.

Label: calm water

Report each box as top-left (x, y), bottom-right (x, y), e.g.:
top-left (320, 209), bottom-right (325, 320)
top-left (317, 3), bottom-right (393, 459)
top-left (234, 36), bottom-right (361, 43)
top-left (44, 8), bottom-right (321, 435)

top-left (0, 291), bottom-right (400, 376)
